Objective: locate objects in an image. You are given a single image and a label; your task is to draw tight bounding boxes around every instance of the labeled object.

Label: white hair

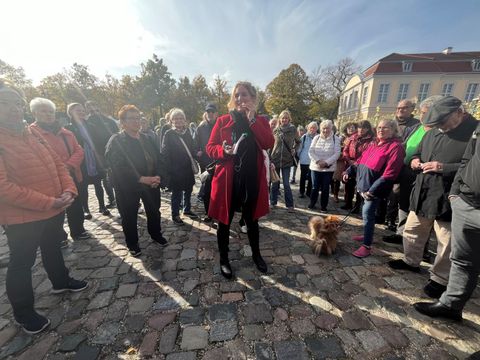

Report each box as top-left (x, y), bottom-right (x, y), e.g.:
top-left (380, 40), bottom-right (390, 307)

top-left (320, 119), bottom-right (333, 129)
top-left (419, 95), bottom-right (444, 110)
top-left (170, 108), bottom-right (186, 120)
top-left (30, 97), bottom-right (56, 113)
top-left (307, 121), bottom-right (318, 130)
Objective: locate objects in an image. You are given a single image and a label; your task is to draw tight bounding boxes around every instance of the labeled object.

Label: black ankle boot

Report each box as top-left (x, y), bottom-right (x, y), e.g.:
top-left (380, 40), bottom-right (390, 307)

top-left (220, 259), bottom-right (233, 279)
top-left (252, 254), bottom-right (268, 273)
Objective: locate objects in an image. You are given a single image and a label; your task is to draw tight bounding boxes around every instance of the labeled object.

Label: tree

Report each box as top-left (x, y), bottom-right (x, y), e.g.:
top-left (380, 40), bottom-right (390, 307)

top-left (0, 59), bottom-right (32, 88)
top-left (310, 57), bottom-right (361, 119)
top-left (135, 54), bottom-right (175, 117)
top-left (37, 73), bottom-right (72, 112)
top-left (265, 64), bottom-right (312, 124)
top-left (210, 76), bottom-right (230, 115)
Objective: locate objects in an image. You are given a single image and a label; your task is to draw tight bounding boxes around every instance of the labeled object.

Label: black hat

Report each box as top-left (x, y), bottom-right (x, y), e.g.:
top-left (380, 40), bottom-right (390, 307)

top-left (205, 103), bottom-right (217, 112)
top-left (423, 96), bottom-right (462, 126)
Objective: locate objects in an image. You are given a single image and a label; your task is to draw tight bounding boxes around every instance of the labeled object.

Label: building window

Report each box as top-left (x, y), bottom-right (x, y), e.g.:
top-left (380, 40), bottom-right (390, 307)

top-left (472, 60), bottom-right (480, 72)
top-left (418, 83), bottom-right (430, 102)
top-left (465, 83), bottom-right (479, 102)
top-left (377, 84), bottom-right (389, 103)
top-left (362, 86), bottom-right (369, 105)
top-left (353, 90), bottom-right (358, 108)
top-left (402, 62), bottom-right (412, 72)
top-left (397, 84), bottom-right (409, 102)
top-left (441, 83), bottom-right (454, 96)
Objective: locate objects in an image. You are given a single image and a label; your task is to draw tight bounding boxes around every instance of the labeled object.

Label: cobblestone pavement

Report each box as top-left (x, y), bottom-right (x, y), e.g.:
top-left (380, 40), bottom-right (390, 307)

top-left (0, 183), bottom-right (479, 360)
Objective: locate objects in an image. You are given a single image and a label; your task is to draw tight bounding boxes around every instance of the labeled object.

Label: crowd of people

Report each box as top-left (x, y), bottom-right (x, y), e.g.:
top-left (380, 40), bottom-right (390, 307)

top-left (0, 76), bottom-right (479, 335)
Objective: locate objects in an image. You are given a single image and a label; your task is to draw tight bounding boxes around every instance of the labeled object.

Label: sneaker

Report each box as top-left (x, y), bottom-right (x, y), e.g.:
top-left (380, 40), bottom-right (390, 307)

top-left (383, 234), bottom-right (403, 244)
top-left (240, 225), bottom-right (248, 234)
top-left (320, 207), bottom-right (328, 213)
top-left (423, 279), bottom-right (447, 299)
top-left (15, 312), bottom-right (50, 335)
top-left (287, 207), bottom-right (295, 213)
top-left (290, 179), bottom-right (296, 184)
top-left (388, 259), bottom-right (420, 273)
top-left (51, 278), bottom-right (88, 294)
top-left (202, 216), bottom-right (213, 223)
top-left (129, 248), bottom-right (142, 257)
top-left (352, 245), bottom-right (371, 258)
top-left (352, 235), bottom-right (364, 242)
top-left (84, 212), bottom-right (92, 220)
top-left (307, 204), bottom-right (316, 210)
top-left (73, 231), bottom-right (91, 241)
top-left (183, 211), bottom-right (199, 219)
top-left (99, 207), bottom-right (111, 216)
top-left (152, 235), bottom-right (168, 246)
top-left (172, 216), bottom-right (184, 225)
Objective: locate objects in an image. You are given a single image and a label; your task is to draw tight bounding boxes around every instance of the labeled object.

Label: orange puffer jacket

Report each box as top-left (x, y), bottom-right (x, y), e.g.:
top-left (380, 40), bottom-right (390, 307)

top-left (30, 123), bottom-right (84, 183)
top-left (0, 126), bottom-right (78, 225)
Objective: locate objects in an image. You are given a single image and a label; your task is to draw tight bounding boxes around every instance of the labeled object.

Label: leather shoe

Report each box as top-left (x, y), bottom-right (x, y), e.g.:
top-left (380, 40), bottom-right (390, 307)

top-left (388, 259), bottom-right (420, 273)
top-left (424, 279), bottom-right (447, 299)
top-left (253, 255), bottom-right (268, 273)
top-left (383, 234), bottom-right (403, 244)
top-left (220, 261), bottom-right (233, 279)
top-left (414, 301), bottom-right (462, 321)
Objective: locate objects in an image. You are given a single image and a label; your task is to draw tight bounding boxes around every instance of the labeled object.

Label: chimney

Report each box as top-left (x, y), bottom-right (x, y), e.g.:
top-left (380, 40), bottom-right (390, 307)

top-left (442, 47), bottom-right (453, 55)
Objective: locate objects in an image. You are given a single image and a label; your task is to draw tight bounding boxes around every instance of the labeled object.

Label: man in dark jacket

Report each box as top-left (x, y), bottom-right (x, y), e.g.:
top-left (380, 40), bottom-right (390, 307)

top-left (196, 103), bottom-right (218, 221)
top-left (389, 96), bottom-right (478, 299)
top-left (85, 101), bottom-right (119, 208)
top-left (414, 122), bottom-right (480, 321)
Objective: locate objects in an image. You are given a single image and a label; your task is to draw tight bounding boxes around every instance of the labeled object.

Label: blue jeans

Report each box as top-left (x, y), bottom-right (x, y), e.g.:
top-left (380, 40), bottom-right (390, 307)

top-left (171, 186), bottom-right (193, 217)
top-left (270, 167), bottom-right (294, 207)
top-left (309, 171), bottom-right (333, 209)
top-left (362, 197), bottom-right (380, 246)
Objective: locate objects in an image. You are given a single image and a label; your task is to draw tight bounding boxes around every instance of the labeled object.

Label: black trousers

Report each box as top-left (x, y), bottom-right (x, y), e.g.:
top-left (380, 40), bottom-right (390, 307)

top-left (78, 176), bottom-right (106, 212)
top-left (343, 177), bottom-right (357, 207)
top-left (5, 213), bottom-right (70, 318)
top-left (116, 187), bottom-right (162, 250)
top-left (217, 202), bottom-right (260, 262)
top-left (299, 164), bottom-right (312, 196)
top-left (65, 186), bottom-right (86, 237)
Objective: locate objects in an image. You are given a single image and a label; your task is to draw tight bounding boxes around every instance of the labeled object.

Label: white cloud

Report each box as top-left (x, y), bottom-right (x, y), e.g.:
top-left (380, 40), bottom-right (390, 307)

top-left (0, 0), bottom-right (166, 83)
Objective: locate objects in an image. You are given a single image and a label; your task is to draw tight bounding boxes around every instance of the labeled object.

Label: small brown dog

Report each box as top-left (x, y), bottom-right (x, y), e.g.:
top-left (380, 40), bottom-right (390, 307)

top-left (307, 215), bottom-right (341, 256)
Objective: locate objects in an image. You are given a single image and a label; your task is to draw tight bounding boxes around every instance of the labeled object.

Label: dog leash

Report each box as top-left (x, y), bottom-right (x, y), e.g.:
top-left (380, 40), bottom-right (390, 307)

top-left (337, 205), bottom-right (358, 228)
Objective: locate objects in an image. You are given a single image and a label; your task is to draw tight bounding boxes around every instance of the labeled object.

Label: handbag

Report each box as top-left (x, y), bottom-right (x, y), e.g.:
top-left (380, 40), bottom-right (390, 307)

top-left (200, 161), bottom-right (217, 183)
top-left (178, 136), bottom-right (200, 175)
top-left (270, 167), bottom-right (281, 184)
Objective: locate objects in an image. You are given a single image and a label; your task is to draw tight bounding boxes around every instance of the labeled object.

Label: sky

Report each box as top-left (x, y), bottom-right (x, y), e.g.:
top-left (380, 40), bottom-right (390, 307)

top-left (1, 0), bottom-right (479, 88)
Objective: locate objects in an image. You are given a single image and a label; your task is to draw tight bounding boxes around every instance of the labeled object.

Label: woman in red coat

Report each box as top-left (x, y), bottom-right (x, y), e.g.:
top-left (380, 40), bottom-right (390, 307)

top-left (206, 81), bottom-right (274, 279)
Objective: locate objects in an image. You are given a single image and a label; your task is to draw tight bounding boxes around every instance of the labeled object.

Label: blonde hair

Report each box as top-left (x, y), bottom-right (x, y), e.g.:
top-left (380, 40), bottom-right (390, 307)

top-left (279, 110), bottom-right (292, 123)
top-left (170, 108), bottom-right (186, 120)
top-left (227, 81), bottom-right (257, 111)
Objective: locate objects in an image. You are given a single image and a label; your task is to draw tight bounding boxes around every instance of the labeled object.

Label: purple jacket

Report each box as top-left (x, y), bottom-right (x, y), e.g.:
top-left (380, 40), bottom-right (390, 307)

top-left (355, 137), bottom-right (405, 198)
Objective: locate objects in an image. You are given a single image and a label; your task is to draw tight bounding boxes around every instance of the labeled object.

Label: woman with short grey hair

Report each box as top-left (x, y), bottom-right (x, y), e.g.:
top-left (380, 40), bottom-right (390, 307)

top-left (29, 97), bottom-right (90, 245)
top-left (308, 120), bottom-right (341, 211)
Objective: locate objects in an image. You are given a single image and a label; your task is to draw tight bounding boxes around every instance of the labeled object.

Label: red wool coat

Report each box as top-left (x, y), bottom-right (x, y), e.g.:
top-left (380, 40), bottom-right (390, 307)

top-left (206, 114), bottom-right (274, 225)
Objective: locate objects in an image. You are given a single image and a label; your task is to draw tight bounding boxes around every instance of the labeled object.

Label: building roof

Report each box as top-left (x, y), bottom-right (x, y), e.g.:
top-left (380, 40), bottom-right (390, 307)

top-left (363, 51), bottom-right (480, 77)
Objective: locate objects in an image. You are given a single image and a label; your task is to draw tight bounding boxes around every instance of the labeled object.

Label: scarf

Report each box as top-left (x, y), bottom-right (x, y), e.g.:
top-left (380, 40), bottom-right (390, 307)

top-left (230, 110), bottom-right (258, 212)
top-left (36, 120), bottom-right (62, 134)
top-left (76, 121), bottom-right (98, 177)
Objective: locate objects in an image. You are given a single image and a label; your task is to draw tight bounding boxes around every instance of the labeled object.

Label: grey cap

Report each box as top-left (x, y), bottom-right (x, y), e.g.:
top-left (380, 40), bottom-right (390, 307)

top-left (205, 103), bottom-right (217, 112)
top-left (423, 96), bottom-right (462, 126)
